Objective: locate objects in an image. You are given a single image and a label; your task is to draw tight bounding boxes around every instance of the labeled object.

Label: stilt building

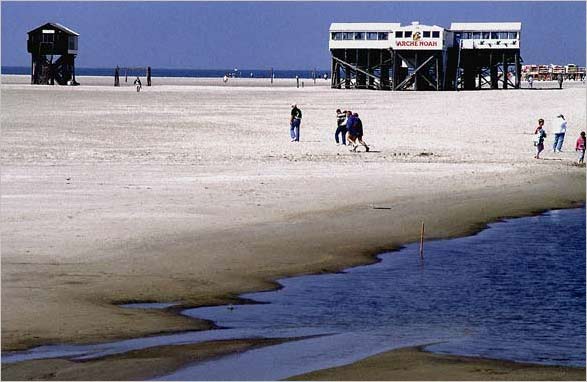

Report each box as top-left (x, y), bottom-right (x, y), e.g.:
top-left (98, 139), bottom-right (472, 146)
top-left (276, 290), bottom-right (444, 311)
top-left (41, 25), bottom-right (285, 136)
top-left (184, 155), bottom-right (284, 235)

top-left (329, 21), bottom-right (522, 91)
top-left (27, 22), bottom-right (79, 85)
top-left (450, 22), bottom-right (522, 90)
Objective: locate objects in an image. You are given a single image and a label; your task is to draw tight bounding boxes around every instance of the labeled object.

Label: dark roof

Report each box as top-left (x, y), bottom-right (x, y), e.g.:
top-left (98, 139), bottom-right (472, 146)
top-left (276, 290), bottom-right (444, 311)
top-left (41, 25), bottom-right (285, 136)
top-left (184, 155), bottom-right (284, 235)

top-left (27, 22), bottom-right (79, 36)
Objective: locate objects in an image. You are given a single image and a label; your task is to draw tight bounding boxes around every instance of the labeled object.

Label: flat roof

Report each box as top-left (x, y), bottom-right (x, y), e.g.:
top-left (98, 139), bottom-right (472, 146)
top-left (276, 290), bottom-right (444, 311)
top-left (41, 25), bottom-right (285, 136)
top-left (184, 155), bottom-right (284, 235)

top-left (330, 23), bottom-right (401, 31)
top-left (450, 22), bottom-right (521, 31)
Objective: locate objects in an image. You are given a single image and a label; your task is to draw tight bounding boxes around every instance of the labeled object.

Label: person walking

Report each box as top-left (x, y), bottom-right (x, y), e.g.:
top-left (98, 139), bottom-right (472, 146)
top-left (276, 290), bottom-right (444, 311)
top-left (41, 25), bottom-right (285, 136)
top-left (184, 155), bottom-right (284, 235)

top-left (575, 131), bottom-right (586, 164)
top-left (527, 75), bottom-right (534, 89)
top-left (345, 110), bottom-right (357, 147)
top-left (552, 114), bottom-right (567, 152)
top-left (558, 74), bottom-right (564, 89)
top-left (534, 118), bottom-right (547, 159)
top-left (349, 112), bottom-right (370, 152)
top-left (133, 76), bottom-right (142, 92)
top-left (290, 104), bottom-right (302, 142)
top-left (335, 109), bottom-right (347, 145)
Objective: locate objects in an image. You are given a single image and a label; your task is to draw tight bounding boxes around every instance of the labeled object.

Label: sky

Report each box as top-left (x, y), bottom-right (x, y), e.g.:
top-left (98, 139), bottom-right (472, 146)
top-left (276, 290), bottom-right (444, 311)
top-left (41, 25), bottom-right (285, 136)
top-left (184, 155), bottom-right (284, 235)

top-left (1, 1), bottom-right (585, 70)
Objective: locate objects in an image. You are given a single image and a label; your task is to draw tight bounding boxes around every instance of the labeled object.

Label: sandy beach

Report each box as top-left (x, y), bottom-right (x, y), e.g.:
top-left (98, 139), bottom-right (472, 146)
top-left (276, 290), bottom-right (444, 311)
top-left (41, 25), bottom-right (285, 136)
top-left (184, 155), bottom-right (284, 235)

top-left (1, 74), bottom-right (585, 379)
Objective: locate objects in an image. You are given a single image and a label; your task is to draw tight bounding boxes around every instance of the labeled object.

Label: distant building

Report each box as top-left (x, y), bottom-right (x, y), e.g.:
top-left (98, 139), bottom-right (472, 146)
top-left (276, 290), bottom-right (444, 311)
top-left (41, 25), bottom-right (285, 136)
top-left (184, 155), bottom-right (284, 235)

top-left (329, 21), bottom-right (522, 90)
top-left (27, 22), bottom-right (79, 85)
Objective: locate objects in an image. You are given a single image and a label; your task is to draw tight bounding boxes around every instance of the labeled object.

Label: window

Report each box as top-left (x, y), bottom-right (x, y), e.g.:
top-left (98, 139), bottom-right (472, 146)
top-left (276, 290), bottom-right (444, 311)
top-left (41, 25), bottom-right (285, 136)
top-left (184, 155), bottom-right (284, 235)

top-left (472, 32), bottom-right (481, 39)
top-left (405, 31), bottom-right (412, 38)
top-left (507, 32), bottom-right (517, 39)
top-left (498, 32), bottom-right (508, 39)
top-left (42, 33), bottom-right (54, 43)
top-left (423, 31), bottom-right (431, 38)
top-left (482, 32), bottom-right (490, 39)
top-left (342, 32), bottom-right (354, 40)
top-left (432, 31), bottom-right (440, 38)
top-left (68, 36), bottom-right (78, 50)
top-left (377, 32), bottom-right (388, 40)
top-left (395, 31), bottom-right (403, 38)
top-left (354, 32), bottom-right (365, 40)
top-left (491, 32), bottom-right (498, 39)
top-left (331, 32), bottom-right (343, 40)
top-left (367, 32), bottom-right (378, 40)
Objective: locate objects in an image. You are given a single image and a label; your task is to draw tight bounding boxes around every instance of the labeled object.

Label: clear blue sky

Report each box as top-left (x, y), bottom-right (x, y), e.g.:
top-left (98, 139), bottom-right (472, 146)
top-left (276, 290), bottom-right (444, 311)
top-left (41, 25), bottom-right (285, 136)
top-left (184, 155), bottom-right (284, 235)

top-left (2, 1), bottom-right (585, 70)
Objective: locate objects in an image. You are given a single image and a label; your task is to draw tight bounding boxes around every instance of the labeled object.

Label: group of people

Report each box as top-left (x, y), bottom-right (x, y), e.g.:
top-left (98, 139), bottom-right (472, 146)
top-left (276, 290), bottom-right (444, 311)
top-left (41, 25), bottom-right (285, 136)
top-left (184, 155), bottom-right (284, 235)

top-left (288, 105), bottom-right (584, 163)
top-left (335, 109), bottom-right (370, 152)
top-left (533, 114), bottom-right (585, 164)
top-left (288, 105), bottom-right (369, 152)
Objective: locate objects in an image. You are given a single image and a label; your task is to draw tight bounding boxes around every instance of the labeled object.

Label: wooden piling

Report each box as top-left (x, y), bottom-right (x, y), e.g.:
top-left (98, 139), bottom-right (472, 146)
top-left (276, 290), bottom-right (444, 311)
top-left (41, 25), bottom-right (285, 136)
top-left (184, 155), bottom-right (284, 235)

top-left (419, 221), bottom-right (425, 260)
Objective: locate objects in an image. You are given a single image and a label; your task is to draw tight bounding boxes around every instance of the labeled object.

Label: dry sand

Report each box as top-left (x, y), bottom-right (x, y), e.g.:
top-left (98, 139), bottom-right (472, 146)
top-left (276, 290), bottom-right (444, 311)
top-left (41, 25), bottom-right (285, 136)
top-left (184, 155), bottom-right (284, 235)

top-left (1, 74), bottom-right (585, 378)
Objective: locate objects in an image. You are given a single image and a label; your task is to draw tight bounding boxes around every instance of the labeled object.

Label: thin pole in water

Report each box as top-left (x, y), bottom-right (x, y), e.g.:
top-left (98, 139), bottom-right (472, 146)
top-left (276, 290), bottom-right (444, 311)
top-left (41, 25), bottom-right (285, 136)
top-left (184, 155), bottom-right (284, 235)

top-left (419, 221), bottom-right (425, 260)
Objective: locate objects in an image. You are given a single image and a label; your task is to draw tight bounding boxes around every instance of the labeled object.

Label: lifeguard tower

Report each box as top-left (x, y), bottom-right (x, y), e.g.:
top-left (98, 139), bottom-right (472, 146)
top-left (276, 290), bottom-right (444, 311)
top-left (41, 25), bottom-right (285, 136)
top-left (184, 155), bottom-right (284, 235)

top-left (27, 22), bottom-right (79, 85)
top-left (450, 23), bottom-right (522, 90)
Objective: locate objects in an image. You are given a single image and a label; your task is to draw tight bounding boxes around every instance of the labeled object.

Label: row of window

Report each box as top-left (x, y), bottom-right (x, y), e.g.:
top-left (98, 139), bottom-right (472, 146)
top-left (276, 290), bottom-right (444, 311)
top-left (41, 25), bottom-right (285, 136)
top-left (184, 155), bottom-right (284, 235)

top-left (396, 30), bottom-right (440, 38)
top-left (35, 34), bottom-right (78, 50)
top-left (331, 32), bottom-right (389, 41)
top-left (456, 31), bottom-right (518, 40)
top-left (331, 30), bottom-right (445, 41)
top-left (332, 30), bottom-right (518, 41)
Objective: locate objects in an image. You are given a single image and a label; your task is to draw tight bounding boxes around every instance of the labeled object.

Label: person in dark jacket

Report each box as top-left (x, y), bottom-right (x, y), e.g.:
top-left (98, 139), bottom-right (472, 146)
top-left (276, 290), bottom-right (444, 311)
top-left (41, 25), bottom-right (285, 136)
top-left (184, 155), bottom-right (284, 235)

top-left (349, 112), bottom-right (370, 152)
top-left (290, 104), bottom-right (302, 142)
top-left (335, 109), bottom-right (347, 145)
top-left (345, 110), bottom-right (357, 148)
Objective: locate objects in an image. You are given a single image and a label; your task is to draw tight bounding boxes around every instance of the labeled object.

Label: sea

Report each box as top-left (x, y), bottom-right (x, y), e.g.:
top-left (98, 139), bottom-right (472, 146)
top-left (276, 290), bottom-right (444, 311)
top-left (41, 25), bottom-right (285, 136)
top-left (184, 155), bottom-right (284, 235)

top-left (1, 66), bottom-right (329, 79)
top-left (2, 207), bottom-right (585, 380)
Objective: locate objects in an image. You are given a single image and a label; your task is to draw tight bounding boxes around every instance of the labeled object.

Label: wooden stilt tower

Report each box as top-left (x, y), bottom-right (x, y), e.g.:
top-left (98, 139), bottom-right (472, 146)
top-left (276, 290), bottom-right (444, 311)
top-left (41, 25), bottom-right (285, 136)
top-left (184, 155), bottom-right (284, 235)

top-left (27, 22), bottom-right (79, 85)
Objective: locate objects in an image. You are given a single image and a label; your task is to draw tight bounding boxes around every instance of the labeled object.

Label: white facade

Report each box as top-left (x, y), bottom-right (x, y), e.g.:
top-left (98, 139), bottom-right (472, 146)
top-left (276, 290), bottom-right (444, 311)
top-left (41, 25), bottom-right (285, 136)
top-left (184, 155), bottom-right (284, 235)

top-left (329, 22), bottom-right (451, 50)
top-left (329, 23), bottom-right (399, 49)
top-left (330, 21), bottom-right (521, 51)
top-left (393, 22), bottom-right (451, 50)
top-left (450, 22), bottom-right (521, 50)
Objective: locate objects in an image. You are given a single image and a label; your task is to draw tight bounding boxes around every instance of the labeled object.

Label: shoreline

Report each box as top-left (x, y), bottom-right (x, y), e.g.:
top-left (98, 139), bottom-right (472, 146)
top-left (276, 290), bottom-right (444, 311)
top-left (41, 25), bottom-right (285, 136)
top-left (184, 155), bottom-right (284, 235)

top-left (3, 336), bottom-right (585, 381)
top-left (1, 181), bottom-right (584, 366)
top-left (288, 344), bottom-right (586, 381)
top-left (3, 171), bottom-right (585, 352)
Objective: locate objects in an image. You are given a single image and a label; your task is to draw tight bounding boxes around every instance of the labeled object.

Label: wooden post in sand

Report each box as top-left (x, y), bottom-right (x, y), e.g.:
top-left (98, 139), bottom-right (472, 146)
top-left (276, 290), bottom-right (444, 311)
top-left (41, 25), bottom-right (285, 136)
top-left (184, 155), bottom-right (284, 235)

top-left (419, 221), bottom-right (425, 260)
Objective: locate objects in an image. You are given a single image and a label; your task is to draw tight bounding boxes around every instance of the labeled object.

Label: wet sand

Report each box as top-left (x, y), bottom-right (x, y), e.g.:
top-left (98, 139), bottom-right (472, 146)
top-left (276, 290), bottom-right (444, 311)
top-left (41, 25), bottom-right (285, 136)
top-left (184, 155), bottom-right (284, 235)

top-left (1, 74), bottom-right (585, 378)
top-left (289, 346), bottom-right (586, 381)
top-left (1, 338), bottom-right (287, 381)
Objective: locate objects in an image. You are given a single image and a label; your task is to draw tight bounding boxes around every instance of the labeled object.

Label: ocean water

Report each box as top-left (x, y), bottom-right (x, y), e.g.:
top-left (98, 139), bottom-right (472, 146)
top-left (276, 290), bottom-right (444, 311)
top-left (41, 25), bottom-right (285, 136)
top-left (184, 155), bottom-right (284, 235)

top-left (1, 66), bottom-right (328, 79)
top-left (2, 208), bottom-right (585, 380)
top-left (163, 207), bottom-right (585, 379)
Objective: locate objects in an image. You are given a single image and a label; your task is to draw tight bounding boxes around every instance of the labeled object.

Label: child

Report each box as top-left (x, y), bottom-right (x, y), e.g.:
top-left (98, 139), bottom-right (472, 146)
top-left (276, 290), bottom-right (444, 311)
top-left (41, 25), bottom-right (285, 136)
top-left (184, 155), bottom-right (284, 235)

top-left (575, 131), bottom-right (586, 164)
top-left (533, 119), bottom-right (546, 159)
